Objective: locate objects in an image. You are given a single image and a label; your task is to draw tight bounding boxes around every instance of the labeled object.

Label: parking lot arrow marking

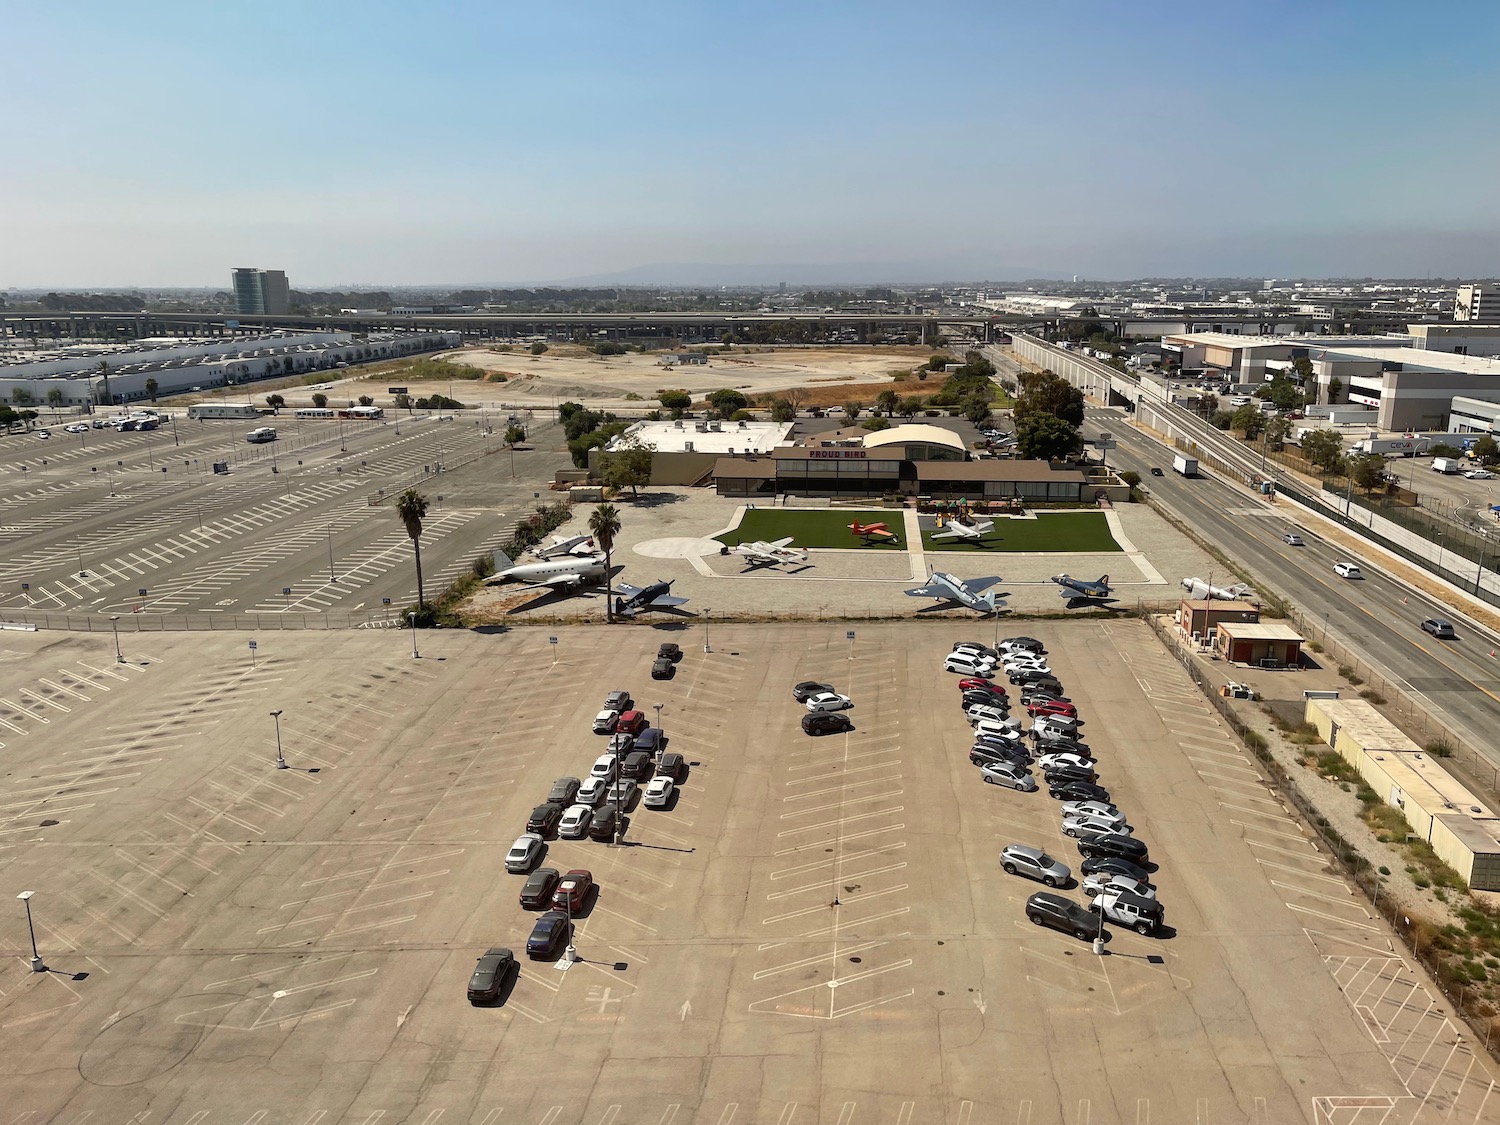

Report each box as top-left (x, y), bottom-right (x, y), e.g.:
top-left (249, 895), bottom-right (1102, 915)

top-left (973, 989), bottom-right (987, 1015)
top-left (679, 999), bottom-right (692, 1021)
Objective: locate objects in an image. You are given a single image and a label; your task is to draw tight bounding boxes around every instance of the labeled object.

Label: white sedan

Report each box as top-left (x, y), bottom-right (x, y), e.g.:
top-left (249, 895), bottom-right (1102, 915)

top-left (1036, 751), bottom-right (1095, 773)
top-left (558, 804), bottom-right (593, 838)
top-left (504, 832), bottom-right (544, 873)
top-left (643, 777), bottom-right (674, 808)
top-left (1082, 872), bottom-right (1155, 898)
top-left (805, 692), bottom-right (853, 713)
top-left (1061, 799), bottom-right (1121, 821)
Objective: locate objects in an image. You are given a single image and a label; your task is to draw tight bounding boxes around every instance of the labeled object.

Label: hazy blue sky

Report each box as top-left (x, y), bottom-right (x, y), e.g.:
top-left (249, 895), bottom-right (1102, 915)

top-left (4, 0), bottom-right (1498, 286)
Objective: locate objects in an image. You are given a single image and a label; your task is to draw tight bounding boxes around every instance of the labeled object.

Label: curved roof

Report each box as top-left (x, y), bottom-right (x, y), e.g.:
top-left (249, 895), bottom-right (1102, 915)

top-left (862, 424), bottom-right (967, 452)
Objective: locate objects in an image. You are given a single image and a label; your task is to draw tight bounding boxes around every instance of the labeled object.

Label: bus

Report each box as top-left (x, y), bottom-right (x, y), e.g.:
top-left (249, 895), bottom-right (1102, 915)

top-left (338, 406), bottom-right (385, 420)
top-left (188, 403), bottom-right (260, 420)
top-left (246, 427), bottom-right (278, 444)
top-left (294, 408), bottom-right (336, 419)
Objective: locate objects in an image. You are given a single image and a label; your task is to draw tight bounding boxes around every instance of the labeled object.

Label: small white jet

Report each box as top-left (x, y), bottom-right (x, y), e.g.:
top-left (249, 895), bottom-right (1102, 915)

top-left (1181, 576), bottom-right (1254, 600)
top-left (730, 536), bottom-right (809, 569)
top-left (530, 534), bottom-right (596, 560)
top-left (931, 517), bottom-right (995, 542)
top-left (486, 549), bottom-right (606, 591)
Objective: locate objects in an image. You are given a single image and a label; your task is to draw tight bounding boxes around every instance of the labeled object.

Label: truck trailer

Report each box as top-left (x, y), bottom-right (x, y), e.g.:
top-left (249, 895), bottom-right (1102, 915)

top-left (1172, 455), bottom-right (1198, 477)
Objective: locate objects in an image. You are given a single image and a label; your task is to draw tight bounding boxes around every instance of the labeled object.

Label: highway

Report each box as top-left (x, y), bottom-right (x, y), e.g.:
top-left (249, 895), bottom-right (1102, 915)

top-left (0, 410), bottom-right (568, 620)
top-left (1092, 408), bottom-right (1500, 781)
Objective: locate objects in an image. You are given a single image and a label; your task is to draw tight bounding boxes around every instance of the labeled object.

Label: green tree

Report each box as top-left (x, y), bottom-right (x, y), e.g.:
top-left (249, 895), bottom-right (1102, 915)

top-left (358, 394), bottom-right (375, 407)
top-left (962, 392), bottom-right (992, 426)
top-left (1299, 429), bottom-right (1346, 472)
top-left (600, 443), bottom-right (654, 499)
top-left (862, 416), bottom-right (891, 431)
top-left (144, 377), bottom-right (159, 403)
top-left (504, 425), bottom-right (526, 446)
top-left (394, 392), bottom-right (412, 413)
top-left (1198, 392), bottom-right (1219, 419)
top-left (10, 388), bottom-right (34, 406)
top-left (899, 395), bottom-right (925, 420)
top-left (589, 503), bottom-right (622, 623)
top-left (1016, 411), bottom-right (1079, 461)
top-left (1118, 470), bottom-right (1142, 489)
top-left (312, 392), bottom-right (329, 409)
top-left (1014, 369), bottom-right (1084, 427)
top-left (1231, 403), bottom-right (1262, 434)
top-left (1349, 453), bottom-right (1390, 492)
top-left (530, 341), bottom-right (549, 355)
top-left (94, 360), bottom-right (113, 406)
top-left (658, 389), bottom-right (691, 410)
top-left (395, 488), bottom-right (430, 610)
top-left (265, 393), bottom-right (285, 413)
top-left (707, 388), bottom-right (748, 416)
top-left (1471, 434), bottom-right (1499, 466)
top-left (1255, 374), bottom-right (1302, 411)
top-left (842, 401), bottom-right (862, 425)
top-left (1328, 377), bottom-right (1343, 404)
top-left (770, 399), bottom-right (796, 423)
top-left (875, 389), bottom-right (900, 415)
top-left (1263, 414), bottom-right (1291, 450)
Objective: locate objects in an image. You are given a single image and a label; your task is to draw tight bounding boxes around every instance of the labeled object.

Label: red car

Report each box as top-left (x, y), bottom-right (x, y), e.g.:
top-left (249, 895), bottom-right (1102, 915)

top-left (958, 678), bottom-right (1006, 697)
top-left (551, 869), bottom-right (594, 913)
top-left (1028, 699), bottom-right (1078, 719)
top-left (615, 710), bottom-right (648, 735)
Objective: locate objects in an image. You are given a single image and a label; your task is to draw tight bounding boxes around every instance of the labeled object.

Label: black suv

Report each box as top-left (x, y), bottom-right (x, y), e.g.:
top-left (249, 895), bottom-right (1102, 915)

top-left (1025, 891), bottom-right (1100, 941)
top-left (1076, 832), bottom-right (1149, 864)
top-left (793, 680), bottom-right (835, 703)
top-left (970, 744), bottom-right (1027, 768)
top-left (651, 656), bottom-right (675, 680)
top-left (1009, 666), bottom-right (1058, 686)
top-left (1019, 676), bottom-right (1064, 697)
top-left (657, 752), bottom-right (685, 781)
top-left (518, 868), bottom-right (560, 909)
top-left (1041, 762), bottom-right (1098, 785)
top-left (1048, 779), bottom-right (1111, 803)
top-left (526, 804), bottom-right (562, 836)
top-left (620, 750), bottom-right (653, 780)
top-left (802, 712), bottom-right (852, 736)
top-left (1079, 855), bottom-right (1152, 883)
top-left (588, 805), bottom-right (618, 841)
top-left (658, 642), bottom-right (682, 662)
top-left (546, 777), bottom-right (581, 807)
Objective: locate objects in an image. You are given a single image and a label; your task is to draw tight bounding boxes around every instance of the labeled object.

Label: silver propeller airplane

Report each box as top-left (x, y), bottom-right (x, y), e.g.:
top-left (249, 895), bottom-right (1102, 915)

top-left (729, 536), bottom-right (809, 568)
top-left (931, 516), bottom-right (995, 542)
top-left (905, 571), bottom-right (1006, 614)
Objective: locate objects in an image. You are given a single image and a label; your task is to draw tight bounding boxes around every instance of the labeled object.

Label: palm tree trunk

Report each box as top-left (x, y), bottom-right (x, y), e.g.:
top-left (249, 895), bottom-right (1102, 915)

top-left (413, 539), bottom-right (425, 606)
top-left (604, 546), bottom-right (613, 623)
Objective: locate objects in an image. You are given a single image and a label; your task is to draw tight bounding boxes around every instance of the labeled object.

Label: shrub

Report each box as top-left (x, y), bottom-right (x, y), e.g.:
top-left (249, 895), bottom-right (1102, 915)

top-left (1426, 738), bottom-right (1455, 758)
top-left (530, 341), bottom-right (548, 355)
top-left (487, 372), bottom-right (509, 382)
top-left (1378, 866), bottom-right (1391, 876)
top-left (1359, 690), bottom-right (1387, 705)
top-left (1243, 731), bottom-right (1268, 752)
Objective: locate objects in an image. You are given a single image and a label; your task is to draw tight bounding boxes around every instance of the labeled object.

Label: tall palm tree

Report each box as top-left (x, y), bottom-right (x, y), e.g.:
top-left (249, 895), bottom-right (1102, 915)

top-left (94, 360), bottom-right (112, 408)
top-left (396, 488), bottom-right (430, 608)
top-left (589, 503), bottom-right (622, 623)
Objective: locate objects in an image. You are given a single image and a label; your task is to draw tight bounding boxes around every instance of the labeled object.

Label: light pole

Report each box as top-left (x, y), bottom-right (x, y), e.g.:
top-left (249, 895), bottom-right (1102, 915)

top-left (327, 524), bottom-right (336, 584)
top-left (110, 614), bottom-right (122, 664)
top-left (563, 895), bottom-right (577, 964)
top-left (16, 891), bottom-right (43, 972)
top-left (703, 608), bottom-right (712, 654)
top-left (410, 611), bottom-right (420, 659)
top-left (653, 703), bottom-right (663, 738)
top-left (270, 709), bottom-right (288, 769)
top-left (171, 414), bottom-right (179, 447)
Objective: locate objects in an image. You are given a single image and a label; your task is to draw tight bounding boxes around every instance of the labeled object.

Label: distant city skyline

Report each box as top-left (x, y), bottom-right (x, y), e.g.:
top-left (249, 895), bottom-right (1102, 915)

top-left (3, 1), bottom-right (1499, 287)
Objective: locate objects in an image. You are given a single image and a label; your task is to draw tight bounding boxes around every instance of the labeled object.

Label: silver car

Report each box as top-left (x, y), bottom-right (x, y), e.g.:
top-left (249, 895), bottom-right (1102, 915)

top-left (1063, 813), bottom-right (1132, 839)
top-left (980, 763), bottom-right (1037, 792)
top-left (1061, 799), bottom-right (1121, 821)
top-left (1081, 871), bottom-right (1156, 899)
top-left (999, 844), bottom-right (1071, 887)
top-left (1036, 751), bottom-right (1095, 772)
top-left (504, 832), bottom-right (544, 873)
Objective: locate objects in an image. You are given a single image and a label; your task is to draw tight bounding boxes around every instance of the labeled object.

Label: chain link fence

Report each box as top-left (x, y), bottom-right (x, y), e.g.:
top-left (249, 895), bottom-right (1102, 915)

top-left (0, 609), bottom-right (395, 632)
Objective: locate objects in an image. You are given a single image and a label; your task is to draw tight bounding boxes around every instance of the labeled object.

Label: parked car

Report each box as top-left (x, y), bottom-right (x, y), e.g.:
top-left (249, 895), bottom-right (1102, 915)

top-left (608, 779), bottom-right (638, 809)
top-left (1019, 676), bottom-right (1064, 697)
top-left (590, 754), bottom-right (618, 782)
top-left (943, 652), bottom-right (995, 677)
top-left (1038, 751), bottom-right (1097, 774)
top-left (1042, 762), bottom-right (1099, 786)
top-left (35, 429), bottom-right (50, 439)
top-left (651, 656), bottom-right (675, 680)
top-left (1062, 812), bottom-right (1131, 838)
top-left (802, 712), bottom-right (852, 736)
top-left (1421, 618), bottom-right (1457, 639)
top-left (604, 690), bottom-right (632, 712)
top-left (971, 745), bottom-right (1027, 768)
top-left (1000, 844), bottom-right (1071, 887)
top-left (1076, 832), bottom-right (1149, 864)
top-left (1027, 699), bottom-right (1078, 719)
top-left (1081, 872), bottom-right (1156, 899)
top-left (1091, 888), bottom-right (1164, 935)
top-left (588, 805), bottom-right (618, 841)
top-left (1000, 637), bottom-right (1045, 654)
top-left (657, 751), bottom-right (685, 780)
top-left (526, 804), bottom-right (562, 836)
top-left (620, 750), bottom-right (654, 780)
top-left (957, 678), bottom-right (1005, 697)
top-left (980, 762), bottom-right (1037, 791)
top-left (1025, 891), bottom-right (1100, 941)
top-left (658, 642), bottom-right (682, 662)
top-left (558, 804), bottom-right (593, 839)
top-left (965, 703), bottom-right (1013, 727)
top-left (643, 776), bottom-right (674, 807)
top-left (1032, 714), bottom-right (1081, 736)
top-left (608, 731), bottom-right (637, 755)
top-left (546, 777), bottom-right (581, 806)
top-left (1021, 687), bottom-right (1070, 705)
top-left (518, 868), bottom-right (560, 909)
top-left (634, 728), bottom-right (665, 757)
top-left (526, 910), bottom-right (570, 958)
top-left (467, 946), bottom-right (515, 1003)
top-left (952, 641), bottom-right (999, 661)
top-left (792, 680), bottom-right (835, 702)
top-left (1282, 532), bottom-right (1304, 546)
top-left (1079, 855), bottom-right (1152, 883)
top-left (806, 691), bottom-right (854, 713)
top-left (963, 689), bottom-right (1007, 712)
top-left (1009, 666), bottom-right (1058, 686)
top-left (615, 709), bottom-right (648, 735)
top-left (576, 776), bottom-right (609, 806)
top-left (504, 833), bottom-right (544, 873)
top-left (1061, 799), bottom-right (1122, 821)
top-left (1048, 779), bottom-right (1112, 803)
top-left (592, 710), bottom-right (620, 734)
top-left (1333, 561), bottom-right (1363, 579)
top-left (551, 869), bottom-right (594, 913)
top-left (974, 717), bottom-right (1023, 742)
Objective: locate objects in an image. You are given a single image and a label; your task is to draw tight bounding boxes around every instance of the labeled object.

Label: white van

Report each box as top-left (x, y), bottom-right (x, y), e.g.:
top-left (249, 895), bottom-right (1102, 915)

top-left (246, 427), bottom-right (278, 444)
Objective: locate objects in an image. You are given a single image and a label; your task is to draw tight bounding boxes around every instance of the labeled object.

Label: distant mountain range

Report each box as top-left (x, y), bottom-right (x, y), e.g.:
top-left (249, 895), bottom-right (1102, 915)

top-left (543, 261), bottom-right (1076, 287)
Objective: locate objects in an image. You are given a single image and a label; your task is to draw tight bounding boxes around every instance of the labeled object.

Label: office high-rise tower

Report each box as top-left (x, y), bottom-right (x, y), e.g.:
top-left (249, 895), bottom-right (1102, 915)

top-left (231, 267), bottom-right (291, 315)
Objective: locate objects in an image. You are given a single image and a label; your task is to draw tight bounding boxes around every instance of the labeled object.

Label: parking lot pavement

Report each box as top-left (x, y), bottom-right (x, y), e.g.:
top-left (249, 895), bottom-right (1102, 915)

top-left (1, 623), bottom-right (1495, 1124)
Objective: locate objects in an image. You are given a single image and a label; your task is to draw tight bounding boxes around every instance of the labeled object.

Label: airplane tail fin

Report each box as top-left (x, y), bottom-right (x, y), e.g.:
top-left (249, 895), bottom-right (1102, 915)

top-left (493, 549), bottom-right (513, 571)
top-left (981, 590), bottom-right (998, 613)
top-left (1098, 575), bottom-right (1108, 587)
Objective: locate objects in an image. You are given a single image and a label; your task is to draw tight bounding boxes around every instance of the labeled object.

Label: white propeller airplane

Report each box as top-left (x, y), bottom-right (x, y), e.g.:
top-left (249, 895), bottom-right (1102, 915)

top-left (728, 536), bottom-right (809, 569)
top-left (931, 516), bottom-right (995, 542)
top-left (1181, 576), bottom-right (1254, 600)
top-left (529, 534), bottom-right (596, 560)
top-left (486, 549), bottom-right (606, 592)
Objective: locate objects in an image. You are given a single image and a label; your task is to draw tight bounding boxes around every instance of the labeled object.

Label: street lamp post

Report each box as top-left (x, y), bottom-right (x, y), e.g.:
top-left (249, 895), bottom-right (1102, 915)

top-left (270, 709), bottom-right (288, 769)
top-left (110, 614), bottom-right (122, 664)
top-left (327, 524), bottom-right (336, 584)
top-left (653, 703), bottom-right (663, 737)
top-left (16, 891), bottom-right (43, 972)
top-left (703, 608), bottom-right (712, 654)
top-left (410, 611), bottom-right (420, 659)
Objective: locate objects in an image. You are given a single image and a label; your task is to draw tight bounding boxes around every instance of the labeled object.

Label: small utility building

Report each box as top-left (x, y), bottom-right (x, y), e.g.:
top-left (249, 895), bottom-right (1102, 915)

top-left (1214, 620), bottom-right (1303, 667)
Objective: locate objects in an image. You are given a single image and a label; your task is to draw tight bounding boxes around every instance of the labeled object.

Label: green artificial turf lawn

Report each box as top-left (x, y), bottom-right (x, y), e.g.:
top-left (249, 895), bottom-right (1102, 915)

top-left (716, 509), bottom-right (906, 550)
top-left (921, 511), bottom-right (1122, 553)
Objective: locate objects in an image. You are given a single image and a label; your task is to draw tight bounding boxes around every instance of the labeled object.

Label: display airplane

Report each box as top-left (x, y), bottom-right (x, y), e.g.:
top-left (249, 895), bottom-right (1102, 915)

top-left (905, 571), bottom-right (1006, 614)
top-left (614, 579), bottom-right (691, 618)
top-left (1181, 576), bottom-right (1254, 600)
top-left (729, 537), bottom-right (810, 568)
top-left (530, 534), bottom-right (596, 560)
top-left (931, 516), bottom-right (995, 542)
top-left (1051, 573), bottom-right (1112, 600)
top-left (486, 549), bottom-right (606, 591)
top-left (848, 520), bottom-right (899, 544)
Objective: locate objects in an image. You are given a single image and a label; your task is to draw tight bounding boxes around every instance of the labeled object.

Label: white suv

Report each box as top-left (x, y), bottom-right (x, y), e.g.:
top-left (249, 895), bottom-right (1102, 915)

top-left (1333, 561), bottom-right (1363, 579)
top-left (944, 652), bottom-right (995, 676)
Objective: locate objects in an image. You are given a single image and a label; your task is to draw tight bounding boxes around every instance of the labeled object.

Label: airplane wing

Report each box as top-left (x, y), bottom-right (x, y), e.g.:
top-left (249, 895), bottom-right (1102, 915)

top-left (930, 528), bottom-right (963, 541)
top-left (646, 594), bottom-right (690, 609)
top-left (614, 582), bottom-right (644, 600)
top-left (965, 577), bottom-right (1003, 593)
top-left (518, 572), bottom-right (590, 591)
top-left (769, 536), bottom-right (795, 548)
top-left (905, 583), bottom-right (953, 599)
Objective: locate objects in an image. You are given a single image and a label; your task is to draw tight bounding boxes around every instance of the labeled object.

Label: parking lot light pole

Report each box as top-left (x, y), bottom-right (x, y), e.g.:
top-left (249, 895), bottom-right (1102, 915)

top-left (270, 709), bottom-right (288, 769)
top-left (110, 615), bottom-right (122, 664)
top-left (654, 703), bottom-right (663, 736)
top-left (410, 611), bottom-right (420, 660)
top-left (703, 608), bottom-right (712, 654)
top-left (563, 897), bottom-right (577, 963)
top-left (17, 891), bottom-right (43, 972)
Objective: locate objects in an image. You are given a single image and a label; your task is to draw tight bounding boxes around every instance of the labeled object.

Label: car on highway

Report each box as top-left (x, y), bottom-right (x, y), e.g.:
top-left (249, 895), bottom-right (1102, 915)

top-left (558, 804), bottom-right (593, 839)
top-left (657, 751), bottom-right (685, 780)
top-left (980, 762), bottom-right (1037, 791)
top-left (551, 869), bottom-right (593, 913)
top-left (592, 709), bottom-right (620, 734)
top-left (576, 776), bottom-right (608, 806)
top-left (590, 754), bottom-right (619, 782)
top-left (1282, 532), bottom-right (1304, 546)
top-left (792, 680), bottom-right (835, 702)
top-left (504, 833), bottom-right (544, 873)
top-left (805, 691), bottom-right (853, 713)
top-left (518, 867), bottom-right (560, 909)
top-left (526, 910), bottom-right (570, 958)
top-left (588, 804), bottom-right (618, 841)
top-left (1081, 871), bottom-right (1156, 899)
top-left (467, 947), bottom-right (515, 1004)
top-left (546, 777), bottom-right (581, 806)
top-left (526, 803), bottom-right (562, 836)
top-left (1048, 778), bottom-right (1111, 803)
top-left (944, 652), bottom-right (995, 677)
top-left (1024, 891), bottom-right (1100, 941)
top-left (604, 690), bottom-right (632, 712)
top-left (802, 712), bottom-right (852, 736)
top-left (657, 642), bottom-right (682, 662)
top-left (1421, 618), bottom-right (1457, 639)
top-left (651, 656), bottom-right (675, 680)
top-left (643, 776), bottom-right (674, 808)
top-left (999, 844), bottom-right (1071, 887)
top-left (1150, 467), bottom-right (1164, 477)
top-left (1079, 854), bottom-right (1153, 883)
top-left (1333, 561), bottom-right (1363, 579)
top-left (1076, 832), bottom-right (1149, 863)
